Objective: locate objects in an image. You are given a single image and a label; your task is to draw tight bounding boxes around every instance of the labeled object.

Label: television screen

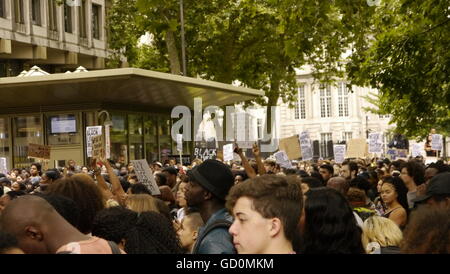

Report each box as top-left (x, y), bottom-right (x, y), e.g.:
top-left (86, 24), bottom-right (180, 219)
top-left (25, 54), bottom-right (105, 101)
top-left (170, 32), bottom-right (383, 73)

top-left (50, 115), bottom-right (77, 134)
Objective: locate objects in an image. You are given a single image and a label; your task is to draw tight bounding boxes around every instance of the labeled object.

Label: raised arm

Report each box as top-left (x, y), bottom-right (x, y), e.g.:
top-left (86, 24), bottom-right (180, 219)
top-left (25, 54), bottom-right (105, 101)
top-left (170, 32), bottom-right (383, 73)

top-left (235, 143), bottom-right (257, 178)
top-left (253, 143), bottom-right (266, 176)
top-left (104, 160), bottom-right (127, 205)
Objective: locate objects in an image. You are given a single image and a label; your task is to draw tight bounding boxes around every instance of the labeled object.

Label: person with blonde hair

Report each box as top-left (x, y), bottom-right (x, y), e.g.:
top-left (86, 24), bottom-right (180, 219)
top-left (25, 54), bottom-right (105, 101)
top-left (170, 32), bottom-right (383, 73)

top-left (126, 194), bottom-right (159, 213)
top-left (362, 216), bottom-right (403, 254)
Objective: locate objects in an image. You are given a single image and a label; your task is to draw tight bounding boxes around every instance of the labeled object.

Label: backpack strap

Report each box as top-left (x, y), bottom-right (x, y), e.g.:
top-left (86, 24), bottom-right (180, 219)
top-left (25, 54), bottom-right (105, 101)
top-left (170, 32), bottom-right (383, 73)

top-left (192, 219), bottom-right (232, 253)
top-left (107, 241), bottom-right (122, 254)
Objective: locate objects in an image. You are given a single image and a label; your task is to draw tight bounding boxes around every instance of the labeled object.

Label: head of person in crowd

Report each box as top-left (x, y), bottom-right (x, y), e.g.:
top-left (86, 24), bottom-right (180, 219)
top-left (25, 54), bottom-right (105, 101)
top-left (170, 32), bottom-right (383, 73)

top-left (33, 193), bottom-right (81, 229)
top-left (319, 164), bottom-right (334, 183)
top-left (400, 160), bottom-right (425, 189)
top-left (155, 172), bottom-right (168, 187)
top-left (127, 174), bottom-right (138, 184)
top-left (300, 187), bottom-right (365, 254)
top-left (92, 206), bottom-right (139, 250)
top-left (300, 177), bottom-right (323, 195)
top-left (0, 231), bottom-right (25, 254)
top-left (128, 183), bottom-right (152, 195)
top-left (341, 160), bottom-right (358, 180)
top-left (233, 171), bottom-right (247, 185)
top-left (124, 211), bottom-right (183, 254)
top-left (226, 175), bottom-right (302, 254)
top-left (362, 216), bottom-right (403, 254)
top-left (412, 172), bottom-right (450, 208)
top-left (389, 159), bottom-right (406, 176)
top-left (185, 159), bottom-right (235, 254)
top-left (326, 176), bottom-right (349, 196)
top-left (176, 179), bottom-right (188, 209)
top-left (11, 168), bottom-right (21, 178)
top-left (0, 176), bottom-right (11, 188)
top-left (118, 166), bottom-right (128, 177)
top-left (177, 211), bottom-right (204, 253)
top-left (0, 195), bottom-right (92, 254)
top-left (0, 190), bottom-right (27, 212)
top-left (297, 170), bottom-right (309, 178)
top-left (151, 161), bottom-right (163, 172)
top-left (263, 159), bottom-right (277, 174)
top-left (424, 161), bottom-right (449, 184)
top-left (349, 176), bottom-right (372, 204)
top-left (284, 168), bottom-right (297, 176)
top-left (126, 194), bottom-right (159, 213)
top-left (126, 162), bottom-right (134, 174)
top-left (38, 169), bottom-right (62, 192)
top-left (30, 163), bottom-right (42, 177)
top-left (158, 185), bottom-right (176, 208)
top-left (11, 181), bottom-right (26, 192)
top-left (162, 167), bottom-right (178, 188)
top-left (309, 171), bottom-right (324, 185)
top-left (401, 206), bottom-right (450, 254)
top-left (81, 166), bottom-right (89, 174)
top-left (380, 176), bottom-right (408, 228)
top-left (46, 173), bottom-right (105, 234)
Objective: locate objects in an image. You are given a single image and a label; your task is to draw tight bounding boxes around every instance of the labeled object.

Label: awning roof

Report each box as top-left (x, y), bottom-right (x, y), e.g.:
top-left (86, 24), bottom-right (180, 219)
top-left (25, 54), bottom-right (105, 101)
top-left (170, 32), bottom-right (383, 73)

top-left (0, 68), bottom-right (264, 112)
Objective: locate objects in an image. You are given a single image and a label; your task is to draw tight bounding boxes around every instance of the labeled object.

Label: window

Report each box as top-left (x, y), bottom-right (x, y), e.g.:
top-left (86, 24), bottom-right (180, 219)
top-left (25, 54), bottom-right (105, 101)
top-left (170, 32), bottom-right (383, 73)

top-left (338, 82), bottom-right (349, 117)
top-left (320, 85), bottom-right (332, 118)
top-left (320, 133), bottom-right (332, 158)
top-left (79, 0), bottom-right (86, 38)
top-left (14, 0), bottom-right (24, 24)
top-left (0, 0), bottom-right (6, 18)
top-left (293, 101), bottom-right (299, 119)
top-left (48, 0), bottom-right (57, 31)
top-left (379, 114), bottom-right (389, 119)
top-left (299, 85), bottom-right (306, 119)
top-left (129, 114), bottom-right (143, 161)
top-left (342, 132), bottom-right (353, 142)
top-left (92, 4), bottom-right (100, 39)
top-left (31, 0), bottom-right (41, 25)
top-left (64, 4), bottom-right (72, 33)
top-left (13, 116), bottom-right (42, 168)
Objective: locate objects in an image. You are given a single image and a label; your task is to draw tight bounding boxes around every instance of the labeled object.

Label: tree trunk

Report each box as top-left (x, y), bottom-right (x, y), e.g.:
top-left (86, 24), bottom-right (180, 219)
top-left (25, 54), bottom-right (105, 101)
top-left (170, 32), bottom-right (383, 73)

top-left (165, 30), bottom-right (181, 75)
top-left (266, 79), bottom-right (280, 135)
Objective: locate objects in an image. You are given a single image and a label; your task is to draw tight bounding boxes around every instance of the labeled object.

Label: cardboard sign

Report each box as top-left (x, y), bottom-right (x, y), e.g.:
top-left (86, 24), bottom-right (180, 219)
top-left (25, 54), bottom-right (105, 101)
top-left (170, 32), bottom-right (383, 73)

top-left (368, 132), bottom-right (383, 154)
top-left (131, 159), bottom-right (161, 195)
top-left (176, 134), bottom-right (183, 152)
top-left (279, 136), bottom-right (301, 160)
top-left (194, 147), bottom-right (217, 161)
top-left (333, 145), bottom-right (346, 164)
top-left (86, 126), bottom-right (102, 157)
top-left (0, 157), bottom-right (7, 174)
top-left (431, 134), bottom-right (443, 151)
top-left (274, 151), bottom-right (293, 169)
top-left (299, 131), bottom-right (313, 161)
top-left (91, 135), bottom-right (104, 159)
top-left (28, 143), bottom-right (51, 159)
top-left (223, 143), bottom-right (234, 162)
top-left (346, 138), bottom-right (368, 158)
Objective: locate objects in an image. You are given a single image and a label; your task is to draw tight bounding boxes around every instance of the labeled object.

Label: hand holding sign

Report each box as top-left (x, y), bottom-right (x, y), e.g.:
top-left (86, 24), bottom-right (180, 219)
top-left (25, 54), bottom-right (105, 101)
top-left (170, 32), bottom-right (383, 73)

top-left (252, 143), bottom-right (260, 158)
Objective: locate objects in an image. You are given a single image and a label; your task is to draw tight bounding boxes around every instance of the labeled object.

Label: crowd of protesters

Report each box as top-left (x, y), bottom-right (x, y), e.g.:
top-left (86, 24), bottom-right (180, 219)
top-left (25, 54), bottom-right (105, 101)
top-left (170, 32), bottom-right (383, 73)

top-left (0, 143), bottom-right (449, 254)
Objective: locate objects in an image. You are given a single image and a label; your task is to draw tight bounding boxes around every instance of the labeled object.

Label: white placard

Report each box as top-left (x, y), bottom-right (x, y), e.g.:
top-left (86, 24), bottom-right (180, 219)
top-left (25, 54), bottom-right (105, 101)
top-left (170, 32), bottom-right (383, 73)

top-left (368, 132), bottom-right (383, 153)
top-left (236, 112), bottom-right (247, 142)
top-left (223, 143), bottom-right (234, 162)
top-left (411, 143), bottom-right (422, 157)
top-left (86, 126), bottom-right (102, 157)
top-left (176, 134), bottom-right (183, 152)
top-left (274, 151), bottom-right (293, 169)
top-left (131, 159), bottom-right (161, 195)
top-left (104, 124), bottom-right (111, 159)
top-left (333, 145), bottom-right (346, 164)
top-left (431, 134), bottom-right (443, 151)
top-left (299, 131), bottom-right (313, 161)
top-left (0, 157), bottom-right (7, 174)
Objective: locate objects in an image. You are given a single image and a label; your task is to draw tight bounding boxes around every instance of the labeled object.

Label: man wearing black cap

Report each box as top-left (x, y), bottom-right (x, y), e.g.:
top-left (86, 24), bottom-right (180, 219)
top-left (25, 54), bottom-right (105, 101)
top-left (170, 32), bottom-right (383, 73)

top-left (412, 172), bottom-right (450, 208)
top-left (185, 159), bottom-right (236, 254)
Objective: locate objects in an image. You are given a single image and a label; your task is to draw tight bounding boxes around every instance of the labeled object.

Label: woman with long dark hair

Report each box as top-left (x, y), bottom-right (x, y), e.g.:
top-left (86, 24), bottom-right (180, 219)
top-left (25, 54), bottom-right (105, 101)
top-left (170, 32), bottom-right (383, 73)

top-left (300, 187), bottom-right (365, 254)
top-left (380, 176), bottom-right (408, 229)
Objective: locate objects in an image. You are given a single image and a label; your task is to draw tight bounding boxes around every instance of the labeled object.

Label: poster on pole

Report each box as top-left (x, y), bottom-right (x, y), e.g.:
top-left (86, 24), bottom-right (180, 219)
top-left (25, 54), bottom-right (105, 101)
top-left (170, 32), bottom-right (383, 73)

top-left (411, 143), bottom-right (422, 157)
top-left (333, 145), bottom-right (346, 164)
top-left (274, 151), bottom-right (293, 169)
top-left (0, 157), bottom-right (7, 174)
top-left (193, 147), bottom-right (217, 161)
top-left (104, 125), bottom-right (111, 159)
top-left (223, 143), bottom-right (234, 162)
top-left (346, 138), bottom-right (368, 158)
top-left (368, 132), bottom-right (383, 154)
top-left (431, 134), bottom-right (443, 151)
top-left (131, 159), bottom-right (161, 195)
top-left (176, 134), bottom-right (183, 152)
top-left (28, 144), bottom-right (51, 159)
top-left (279, 136), bottom-right (301, 160)
top-left (86, 126), bottom-right (102, 157)
top-left (299, 131), bottom-right (313, 161)
top-left (91, 135), bottom-right (104, 159)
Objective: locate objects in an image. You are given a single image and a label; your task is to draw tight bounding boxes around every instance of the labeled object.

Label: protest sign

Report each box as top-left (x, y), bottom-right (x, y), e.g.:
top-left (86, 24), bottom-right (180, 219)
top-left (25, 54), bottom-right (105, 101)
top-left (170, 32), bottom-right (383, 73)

top-left (368, 132), bottom-right (383, 154)
top-left (431, 134), bottom-right (443, 151)
top-left (91, 135), bottom-right (104, 159)
top-left (333, 145), bottom-right (346, 164)
top-left (223, 143), bottom-right (234, 162)
top-left (274, 151), bottom-right (293, 169)
top-left (0, 157), bottom-right (7, 174)
top-left (28, 144), bottom-right (51, 159)
top-left (194, 147), bottom-right (217, 161)
top-left (279, 136), bottom-right (301, 160)
top-left (86, 126), bottom-right (102, 157)
top-left (299, 131), bottom-right (313, 161)
top-left (411, 143), bottom-right (422, 157)
top-left (131, 159), bottom-right (161, 195)
top-left (104, 125), bottom-right (111, 159)
top-left (176, 134), bottom-right (183, 152)
top-left (346, 138), bottom-right (368, 158)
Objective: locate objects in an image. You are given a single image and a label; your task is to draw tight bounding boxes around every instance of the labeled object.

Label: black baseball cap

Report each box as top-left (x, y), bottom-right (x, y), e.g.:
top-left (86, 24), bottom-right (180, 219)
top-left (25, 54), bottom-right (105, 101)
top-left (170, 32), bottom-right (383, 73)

top-left (412, 172), bottom-right (450, 203)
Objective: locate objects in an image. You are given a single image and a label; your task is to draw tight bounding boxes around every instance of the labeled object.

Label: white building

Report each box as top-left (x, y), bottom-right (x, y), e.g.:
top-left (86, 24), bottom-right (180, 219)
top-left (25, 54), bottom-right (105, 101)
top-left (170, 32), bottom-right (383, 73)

top-left (0, 0), bottom-right (115, 77)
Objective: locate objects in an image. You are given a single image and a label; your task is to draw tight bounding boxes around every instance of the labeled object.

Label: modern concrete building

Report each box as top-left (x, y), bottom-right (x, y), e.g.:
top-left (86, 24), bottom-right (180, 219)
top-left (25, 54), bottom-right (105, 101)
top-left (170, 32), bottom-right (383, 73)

top-left (0, 0), bottom-right (111, 77)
